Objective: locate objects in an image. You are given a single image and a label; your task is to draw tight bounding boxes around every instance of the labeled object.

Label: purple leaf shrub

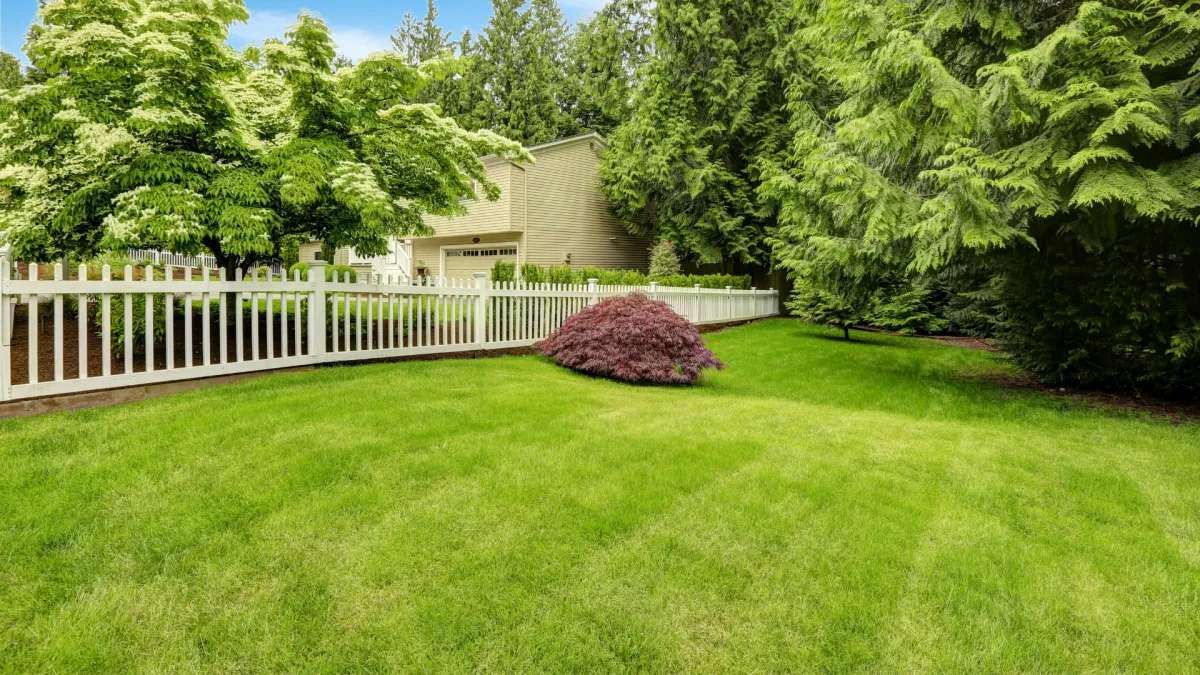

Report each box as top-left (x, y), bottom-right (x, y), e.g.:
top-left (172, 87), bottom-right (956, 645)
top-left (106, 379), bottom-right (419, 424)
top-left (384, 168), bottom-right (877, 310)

top-left (538, 292), bottom-right (724, 384)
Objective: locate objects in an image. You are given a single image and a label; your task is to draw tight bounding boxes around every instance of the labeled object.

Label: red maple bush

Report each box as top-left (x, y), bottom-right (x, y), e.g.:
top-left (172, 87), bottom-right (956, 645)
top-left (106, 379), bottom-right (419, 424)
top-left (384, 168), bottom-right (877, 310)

top-left (539, 293), bottom-right (724, 384)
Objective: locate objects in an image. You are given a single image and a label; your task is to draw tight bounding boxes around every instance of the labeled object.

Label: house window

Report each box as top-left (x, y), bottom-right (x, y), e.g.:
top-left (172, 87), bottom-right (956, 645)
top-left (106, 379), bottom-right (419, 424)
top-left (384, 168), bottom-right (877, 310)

top-left (460, 180), bottom-right (478, 202)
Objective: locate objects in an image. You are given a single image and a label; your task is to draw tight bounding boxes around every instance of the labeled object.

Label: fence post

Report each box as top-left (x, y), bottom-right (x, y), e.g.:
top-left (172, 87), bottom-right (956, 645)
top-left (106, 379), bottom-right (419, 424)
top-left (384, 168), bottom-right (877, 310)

top-left (649, 281), bottom-right (658, 301)
top-left (751, 287), bottom-right (757, 317)
top-left (474, 272), bottom-right (487, 347)
top-left (694, 284), bottom-right (702, 322)
top-left (0, 245), bottom-right (11, 401)
top-left (726, 285), bottom-right (733, 320)
top-left (588, 278), bottom-right (599, 306)
top-left (309, 260), bottom-right (327, 360)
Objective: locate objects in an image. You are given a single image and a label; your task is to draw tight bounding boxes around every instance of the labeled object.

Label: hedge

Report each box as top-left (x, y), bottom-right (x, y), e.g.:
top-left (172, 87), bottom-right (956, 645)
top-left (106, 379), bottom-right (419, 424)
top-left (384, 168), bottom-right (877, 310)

top-left (489, 261), bottom-right (751, 289)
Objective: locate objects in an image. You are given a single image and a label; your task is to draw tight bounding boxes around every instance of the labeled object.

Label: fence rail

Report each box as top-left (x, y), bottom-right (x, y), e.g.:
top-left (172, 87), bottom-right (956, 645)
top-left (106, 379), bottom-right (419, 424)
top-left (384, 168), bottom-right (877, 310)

top-left (0, 253), bottom-right (778, 402)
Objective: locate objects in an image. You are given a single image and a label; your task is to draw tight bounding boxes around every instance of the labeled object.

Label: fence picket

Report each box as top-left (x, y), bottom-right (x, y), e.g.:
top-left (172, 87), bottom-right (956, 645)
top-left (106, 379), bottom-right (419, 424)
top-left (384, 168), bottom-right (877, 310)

top-left (165, 265), bottom-right (173, 370)
top-left (201, 268), bottom-right (211, 367)
top-left (144, 265), bottom-right (153, 373)
top-left (78, 264), bottom-right (88, 379)
top-left (102, 265), bottom-right (111, 376)
top-left (294, 270), bottom-right (302, 357)
top-left (266, 269), bottom-right (274, 360)
top-left (53, 264), bottom-right (63, 381)
top-left (124, 265), bottom-right (133, 375)
top-left (184, 266), bottom-right (194, 369)
top-left (251, 272), bottom-right (259, 360)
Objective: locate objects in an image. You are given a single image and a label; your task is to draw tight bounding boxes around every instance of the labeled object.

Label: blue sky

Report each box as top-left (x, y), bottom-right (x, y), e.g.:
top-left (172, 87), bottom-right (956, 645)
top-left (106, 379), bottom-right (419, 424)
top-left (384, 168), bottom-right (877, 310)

top-left (1, 0), bottom-right (604, 64)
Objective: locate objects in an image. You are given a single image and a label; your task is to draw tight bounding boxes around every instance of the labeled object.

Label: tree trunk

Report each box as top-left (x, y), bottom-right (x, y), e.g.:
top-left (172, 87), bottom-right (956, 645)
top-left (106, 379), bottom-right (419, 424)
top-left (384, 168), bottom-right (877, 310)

top-left (843, 325), bottom-right (850, 340)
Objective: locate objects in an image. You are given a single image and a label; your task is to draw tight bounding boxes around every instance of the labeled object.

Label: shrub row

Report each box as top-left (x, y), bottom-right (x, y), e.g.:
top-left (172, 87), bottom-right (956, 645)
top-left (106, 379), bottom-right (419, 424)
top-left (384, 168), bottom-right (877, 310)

top-left (490, 261), bottom-right (751, 289)
top-left (289, 261), bottom-right (357, 283)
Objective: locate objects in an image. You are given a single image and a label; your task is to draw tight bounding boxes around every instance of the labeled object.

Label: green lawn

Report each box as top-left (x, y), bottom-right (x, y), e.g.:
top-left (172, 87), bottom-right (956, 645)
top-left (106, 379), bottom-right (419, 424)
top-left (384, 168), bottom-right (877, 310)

top-left (2, 320), bottom-right (1199, 672)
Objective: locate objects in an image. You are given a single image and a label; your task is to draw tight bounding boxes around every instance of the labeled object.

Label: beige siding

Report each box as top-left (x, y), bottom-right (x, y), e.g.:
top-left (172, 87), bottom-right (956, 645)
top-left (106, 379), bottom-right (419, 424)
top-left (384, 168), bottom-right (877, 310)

top-left (298, 242), bottom-right (321, 264)
top-left (520, 139), bottom-right (651, 271)
top-left (296, 242), bottom-right (349, 265)
top-left (421, 162), bottom-right (516, 238)
top-left (411, 232), bottom-right (525, 278)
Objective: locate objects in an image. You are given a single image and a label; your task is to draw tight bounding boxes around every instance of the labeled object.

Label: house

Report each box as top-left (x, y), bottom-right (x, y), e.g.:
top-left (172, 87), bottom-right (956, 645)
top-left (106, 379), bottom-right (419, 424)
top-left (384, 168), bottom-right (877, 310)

top-left (300, 132), bottom-right (651, 281)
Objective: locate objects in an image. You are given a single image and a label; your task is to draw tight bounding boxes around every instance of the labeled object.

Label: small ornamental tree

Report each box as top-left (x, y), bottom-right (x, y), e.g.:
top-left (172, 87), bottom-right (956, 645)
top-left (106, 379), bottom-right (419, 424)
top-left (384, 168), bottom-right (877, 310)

top-left (648, 239), bottom-right (681, 277)
top-left (539, 292), bottom-right (723, 384)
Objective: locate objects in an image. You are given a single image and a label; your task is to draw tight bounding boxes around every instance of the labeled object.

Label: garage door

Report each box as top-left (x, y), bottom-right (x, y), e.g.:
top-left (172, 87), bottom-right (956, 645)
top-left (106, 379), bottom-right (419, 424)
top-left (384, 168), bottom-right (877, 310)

top-left (444, 247), bottom-right (517, 279)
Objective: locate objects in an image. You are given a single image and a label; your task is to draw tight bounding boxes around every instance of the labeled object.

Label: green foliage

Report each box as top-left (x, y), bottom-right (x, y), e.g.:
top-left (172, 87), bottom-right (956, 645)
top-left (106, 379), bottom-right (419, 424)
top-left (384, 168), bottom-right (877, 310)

top-left (869, 278), bottom-right (949, 337)
top-left (326, 264), bottom-right (357, 283)
top-left (652, 273), bottom-right (752, 290)
top-left (445, 0), bottom-right (576, 144)
top-left (788, 279), bottom-right (873, 341)
top-left (85, 263), bottom-right (174, 356)
top-left (0, 2), bottom-right (530, 270)
top-left (491, 260), bottom-right (516, 282)
top-left (567, 0), bottom-right (653, 135)
top-left (393, 0), bottom-right (648, 144)
top-left (572, 266), bottom-right (601, 282)
top-left (392, 0), bottom-right (452, 66)
top-left (0, 51), bottom-right (23, 91)
top-left (598, 269), bottom-right (649, 286)
top-left (599, 0), bottom-right (791, 266)
top-left (544, 264), bottom-right (576, 284)
top-left (519, 263), bottom-right (544, 283)
top-left (761, 0), bottom-right (1200, 394)
top-left (996, 219), bottom-right (1200, 397)
top-left (648, 239), bottom-right (681, 277)
top-left (289, 261), bottom-right (310, 279)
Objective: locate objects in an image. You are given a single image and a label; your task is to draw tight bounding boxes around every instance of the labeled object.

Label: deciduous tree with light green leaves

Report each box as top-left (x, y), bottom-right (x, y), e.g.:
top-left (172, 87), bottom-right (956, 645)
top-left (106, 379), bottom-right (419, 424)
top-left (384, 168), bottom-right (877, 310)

top-left (0, 0), bottom-right (529, 277)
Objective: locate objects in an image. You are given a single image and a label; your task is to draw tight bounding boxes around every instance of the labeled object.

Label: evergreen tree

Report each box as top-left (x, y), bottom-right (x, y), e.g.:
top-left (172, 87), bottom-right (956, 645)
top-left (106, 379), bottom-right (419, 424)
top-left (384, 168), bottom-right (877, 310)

top-left (391, 0), bottom-right (451, 66)
top-left (453, 0), bottom-right (576, 144)
top-left (599, 0), bottom-right (791, 266)
top-left (528, 0), bottom-right (577, 138)
top-left (648, 239), bottom-right (681, 277)
top-left (568, 0), bottom-right (653, 135)
top-left (763, 0), bottom-right (1200, 395)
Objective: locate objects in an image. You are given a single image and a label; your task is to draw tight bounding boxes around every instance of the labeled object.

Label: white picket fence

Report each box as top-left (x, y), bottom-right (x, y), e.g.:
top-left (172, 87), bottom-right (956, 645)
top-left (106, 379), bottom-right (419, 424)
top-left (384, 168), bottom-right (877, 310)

top-left (0, 253), bottom-right (778, 402)
top-left (125, 248), bottom-right (285, 275)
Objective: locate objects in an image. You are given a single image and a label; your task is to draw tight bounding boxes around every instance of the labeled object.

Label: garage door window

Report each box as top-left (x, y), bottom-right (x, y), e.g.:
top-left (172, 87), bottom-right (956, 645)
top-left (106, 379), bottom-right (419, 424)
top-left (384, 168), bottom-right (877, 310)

top-left (446, 248), bottom-right (517, 258)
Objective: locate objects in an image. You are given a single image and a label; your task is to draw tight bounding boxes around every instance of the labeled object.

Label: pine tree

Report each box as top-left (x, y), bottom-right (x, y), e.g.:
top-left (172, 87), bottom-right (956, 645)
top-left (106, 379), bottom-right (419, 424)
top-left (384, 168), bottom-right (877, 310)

top-left (599, 0), bottom-right (791, 266)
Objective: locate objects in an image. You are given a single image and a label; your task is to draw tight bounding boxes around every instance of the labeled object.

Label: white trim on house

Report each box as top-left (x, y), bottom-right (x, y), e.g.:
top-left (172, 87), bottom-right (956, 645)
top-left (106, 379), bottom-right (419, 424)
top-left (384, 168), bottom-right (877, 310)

top-left (439, 241), bottom-right (521, 279)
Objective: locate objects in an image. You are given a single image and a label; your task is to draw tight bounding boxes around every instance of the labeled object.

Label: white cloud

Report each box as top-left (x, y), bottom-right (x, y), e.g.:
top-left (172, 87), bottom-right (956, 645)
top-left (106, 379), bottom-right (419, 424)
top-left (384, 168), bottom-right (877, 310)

top-left (328, 28), bottom-right (394, 62)
top-left (228, 9), bottom-right (393, 63)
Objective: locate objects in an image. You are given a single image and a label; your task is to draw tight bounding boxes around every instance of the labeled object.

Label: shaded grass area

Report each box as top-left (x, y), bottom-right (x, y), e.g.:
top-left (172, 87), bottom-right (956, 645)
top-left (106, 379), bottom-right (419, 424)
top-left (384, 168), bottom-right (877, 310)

top-left (1, 320), bottom-right (1198, 672)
